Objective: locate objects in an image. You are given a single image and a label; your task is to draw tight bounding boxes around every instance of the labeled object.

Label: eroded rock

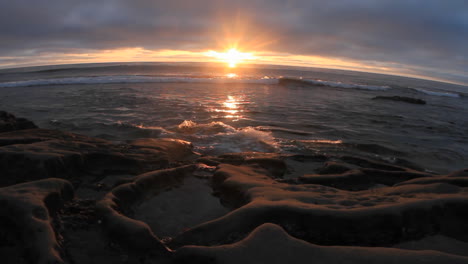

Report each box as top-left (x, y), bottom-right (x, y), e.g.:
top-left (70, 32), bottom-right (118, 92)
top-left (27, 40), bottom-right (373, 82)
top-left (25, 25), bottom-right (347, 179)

top-left (97, 165), bottom-right (200, 253)
top-left (169, 164), bottom-right (468, 249)
top-left (0, 129), bottom-right (198, 186)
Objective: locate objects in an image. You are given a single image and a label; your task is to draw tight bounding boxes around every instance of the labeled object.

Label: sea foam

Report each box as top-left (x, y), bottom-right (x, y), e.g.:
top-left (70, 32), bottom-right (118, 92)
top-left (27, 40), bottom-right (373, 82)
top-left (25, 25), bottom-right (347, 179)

top-left (173, 120), bottom-right (278, 154)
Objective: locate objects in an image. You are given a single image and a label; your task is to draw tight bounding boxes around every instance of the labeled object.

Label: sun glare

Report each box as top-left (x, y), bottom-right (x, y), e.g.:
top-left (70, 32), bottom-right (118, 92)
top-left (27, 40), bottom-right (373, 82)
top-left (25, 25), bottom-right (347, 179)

top-left (226, 73), bottom-right (238, 78)
top-left (205, 48), bottom-right (255, 67)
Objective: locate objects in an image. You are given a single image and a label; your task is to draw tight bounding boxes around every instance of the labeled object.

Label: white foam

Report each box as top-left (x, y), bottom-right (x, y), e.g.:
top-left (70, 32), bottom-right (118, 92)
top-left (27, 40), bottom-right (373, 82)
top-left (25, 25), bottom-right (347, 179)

top-left (303, 79), bottom-right (390, 91)
top-left (176, 120), bottom-right (237, 135)
top-left (172, 120), bottom-right (278, 154)
top-left (205, 126), bottom-right (278, 154)
top-left (413, 88), bottom-right (460, 98)
top-left (0, 75), bottom-right (278, 88)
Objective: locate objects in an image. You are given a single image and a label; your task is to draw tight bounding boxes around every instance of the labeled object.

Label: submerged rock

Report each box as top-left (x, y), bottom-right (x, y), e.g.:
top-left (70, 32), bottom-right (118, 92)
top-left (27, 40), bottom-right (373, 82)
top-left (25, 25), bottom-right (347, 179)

top-left (372, 96), bottom-right (426, 105)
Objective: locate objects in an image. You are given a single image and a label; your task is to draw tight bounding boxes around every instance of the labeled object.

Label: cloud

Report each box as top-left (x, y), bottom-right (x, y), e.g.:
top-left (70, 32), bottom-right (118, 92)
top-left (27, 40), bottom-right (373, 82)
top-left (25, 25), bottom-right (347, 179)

top-left (0, 0), bottom-right (467, 83)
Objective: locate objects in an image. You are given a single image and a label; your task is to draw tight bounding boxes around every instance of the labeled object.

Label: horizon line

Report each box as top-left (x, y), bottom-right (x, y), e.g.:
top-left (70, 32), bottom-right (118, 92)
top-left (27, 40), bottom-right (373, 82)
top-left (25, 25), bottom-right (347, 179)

top-left (0, 61), bottom-right (466, 88)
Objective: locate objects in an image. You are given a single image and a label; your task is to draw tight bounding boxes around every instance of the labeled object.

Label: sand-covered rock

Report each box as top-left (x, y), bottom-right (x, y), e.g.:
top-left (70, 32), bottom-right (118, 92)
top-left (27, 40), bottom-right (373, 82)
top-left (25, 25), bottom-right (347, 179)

top-left (97, 164), bottom-right (221, 253)
top-left (175, 223), bottom-right (468, 264)
top-left (0, 178), bottom-right (74, 264)
top-left (169, 163), bottom-right (468, 249)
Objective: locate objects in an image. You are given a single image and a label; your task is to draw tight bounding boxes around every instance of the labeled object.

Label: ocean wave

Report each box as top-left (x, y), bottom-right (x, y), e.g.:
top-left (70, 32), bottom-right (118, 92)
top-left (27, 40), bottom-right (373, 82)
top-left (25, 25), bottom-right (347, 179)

top-left (256, 126), bottom-right (312, 136)
top-left (0, 75), bottom-right (391, 92)
top-left (0, 75), bottom-right (278, 88)
top-left (279, 78), bottom-right (391, 91)
top-left (172, 120), bottom-right (278, 154)
top-left (175, 120), bottom-right (237, 135)
top-left (299, 139), bottom-right (344, 144)
top-left (284, 139), bottom-right (408, 162)
top-left (413, 88), bottom-right (461, 98)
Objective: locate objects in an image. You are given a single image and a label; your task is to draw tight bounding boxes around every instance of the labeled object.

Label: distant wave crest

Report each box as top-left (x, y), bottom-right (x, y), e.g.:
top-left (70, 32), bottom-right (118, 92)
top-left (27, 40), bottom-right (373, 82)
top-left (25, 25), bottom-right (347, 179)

top-left (279, 78), bottom-right (391, 91)
top-left (0, 75), bottom-right (278, 88)
top-left (2, 75), bottom-right (463, 100)
top-left (412, 88), bottom-right (461, 98)
top-left (0, 75), bottom-right (391, 92)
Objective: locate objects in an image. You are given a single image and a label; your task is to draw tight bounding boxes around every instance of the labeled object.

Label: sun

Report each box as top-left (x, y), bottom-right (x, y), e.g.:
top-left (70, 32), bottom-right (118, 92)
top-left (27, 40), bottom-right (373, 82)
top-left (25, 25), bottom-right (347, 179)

top-left (205, 48), bottom-right (255, 68)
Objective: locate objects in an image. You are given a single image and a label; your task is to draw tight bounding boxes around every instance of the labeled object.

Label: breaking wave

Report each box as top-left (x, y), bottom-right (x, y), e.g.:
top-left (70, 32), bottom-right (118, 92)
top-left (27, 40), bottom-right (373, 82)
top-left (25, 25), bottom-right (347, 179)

top-left (0, 75), bottom-right (278, 88)
top-left (279, 78), bottom-right (391, 91)
top-left (172, 120), bottom-right (278, 154)
top-left (3, 75), bottom-right (464, 100)
top-left (412, 88), bottom-right (461, 98)
top-left (0, 75), bottom-right (389, 92)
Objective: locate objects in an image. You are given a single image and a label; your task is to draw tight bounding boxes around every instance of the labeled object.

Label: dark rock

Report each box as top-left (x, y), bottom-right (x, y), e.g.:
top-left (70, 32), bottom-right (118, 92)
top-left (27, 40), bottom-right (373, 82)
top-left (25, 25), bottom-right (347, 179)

top-left (447, 168), bottom-right (468, 177)
top-left (278, 78), bottom-right (311, 86)
top-left (348, 143), bottom-right (404, 156)
top-left (372, 96), bottom-right (426, 105)
top-left (0, 111), bottom-right (37, 133)
top-left (175, 223), bottom-right (468, 264)
top-left (204, 152), bottom-right (288, 178)
top-left (129, 138), bottom-right (199, 162)
top-left (300, 168), bottom-right (433, 191)
top-left (315, 162), bottom-right (352, 174)
top-left (0, 129), bottom-right (197, 186)
top-left (340, 156), bottom-right (407, 171)
top-left (289, 154), bottom-right (328, 162)
top-left (396, 176), bottom-right (468, 187)
top-left (244, 158), bottom-right (287, 178)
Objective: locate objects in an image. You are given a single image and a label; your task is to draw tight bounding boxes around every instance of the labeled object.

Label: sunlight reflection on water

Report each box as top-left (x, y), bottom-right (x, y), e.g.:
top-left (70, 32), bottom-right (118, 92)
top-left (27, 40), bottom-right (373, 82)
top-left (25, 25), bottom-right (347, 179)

top-left (209, 95), bottom-right (246, 120)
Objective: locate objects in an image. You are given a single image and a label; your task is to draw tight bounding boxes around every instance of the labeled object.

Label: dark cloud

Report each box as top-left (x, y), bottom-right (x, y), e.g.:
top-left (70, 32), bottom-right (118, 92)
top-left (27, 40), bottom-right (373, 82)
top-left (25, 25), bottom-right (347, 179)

top-left (0, 0), bottom-right (467, 83)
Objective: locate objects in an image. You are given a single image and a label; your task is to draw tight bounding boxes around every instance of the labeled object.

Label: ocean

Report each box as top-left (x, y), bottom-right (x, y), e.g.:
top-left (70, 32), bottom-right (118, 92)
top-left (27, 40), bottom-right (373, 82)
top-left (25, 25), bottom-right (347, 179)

top-left (0, 62), bottom-right (466, 174)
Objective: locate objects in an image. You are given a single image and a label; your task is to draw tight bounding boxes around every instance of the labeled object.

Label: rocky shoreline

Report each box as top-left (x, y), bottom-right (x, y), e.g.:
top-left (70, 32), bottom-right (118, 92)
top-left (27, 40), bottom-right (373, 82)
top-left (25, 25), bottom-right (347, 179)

top-left (1, 111), bottom-right (468, 264)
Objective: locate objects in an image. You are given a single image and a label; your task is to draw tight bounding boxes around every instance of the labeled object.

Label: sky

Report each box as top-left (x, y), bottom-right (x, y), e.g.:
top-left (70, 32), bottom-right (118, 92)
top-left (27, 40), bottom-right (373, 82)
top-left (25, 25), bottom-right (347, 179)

top-left (0, 0), bottom-right (467, 85)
